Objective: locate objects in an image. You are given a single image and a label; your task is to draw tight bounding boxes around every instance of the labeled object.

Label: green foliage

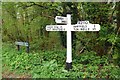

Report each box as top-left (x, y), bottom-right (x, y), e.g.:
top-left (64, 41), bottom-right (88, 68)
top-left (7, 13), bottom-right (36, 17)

top-left (2, 2), bottom-right (120, 78)
top-left (2, 43), bottom-right (120, 78)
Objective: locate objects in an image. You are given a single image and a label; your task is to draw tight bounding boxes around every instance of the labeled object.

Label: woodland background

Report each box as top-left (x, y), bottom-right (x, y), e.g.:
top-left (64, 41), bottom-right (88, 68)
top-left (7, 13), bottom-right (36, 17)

top-left (2, 2), bottom-right (120, 78)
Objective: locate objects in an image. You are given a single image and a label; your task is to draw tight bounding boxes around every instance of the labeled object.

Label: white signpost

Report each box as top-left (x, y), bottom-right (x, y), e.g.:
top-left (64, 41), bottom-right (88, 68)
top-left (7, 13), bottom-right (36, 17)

top-left (46, 14), bottom-right (100, 70)
top-left (55, 16), bottom-right (67, 24)
top-left (77, 21), bottom-right (90, 24)
top-left (46, 25), bottom-right (67, 31)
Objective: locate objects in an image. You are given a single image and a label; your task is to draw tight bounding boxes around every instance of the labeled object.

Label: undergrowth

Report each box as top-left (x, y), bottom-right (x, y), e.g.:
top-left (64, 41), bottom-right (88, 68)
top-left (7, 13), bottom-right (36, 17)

top-left (2, 43), bottom-right (120, 78)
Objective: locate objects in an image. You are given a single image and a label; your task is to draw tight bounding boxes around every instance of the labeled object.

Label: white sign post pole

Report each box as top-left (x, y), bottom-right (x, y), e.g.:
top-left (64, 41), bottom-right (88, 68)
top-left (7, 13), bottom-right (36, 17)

top-left (66, 14), bottom-right (72, 70)
top-left (46, 14), bottom-right (100, 71)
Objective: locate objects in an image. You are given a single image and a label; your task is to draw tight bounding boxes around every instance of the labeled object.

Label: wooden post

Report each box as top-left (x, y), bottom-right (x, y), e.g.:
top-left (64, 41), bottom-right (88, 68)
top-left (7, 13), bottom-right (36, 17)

top-left (17, 45), bottom-right (20, 51)
top-left (26, 42), bottom-right (29, 53)
top-left (26, 36), bottom-right (30, 53)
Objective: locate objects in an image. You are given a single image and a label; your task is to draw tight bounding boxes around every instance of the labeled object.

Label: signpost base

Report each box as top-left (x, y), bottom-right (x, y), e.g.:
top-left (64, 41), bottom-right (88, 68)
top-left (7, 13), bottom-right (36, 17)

top-left (65, 62), bottom-right (72, 71)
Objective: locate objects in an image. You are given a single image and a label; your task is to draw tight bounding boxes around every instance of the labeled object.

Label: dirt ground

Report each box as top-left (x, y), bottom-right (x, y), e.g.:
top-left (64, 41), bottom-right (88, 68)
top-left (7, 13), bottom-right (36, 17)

top-left (2, 70), bottom-right (31, 78)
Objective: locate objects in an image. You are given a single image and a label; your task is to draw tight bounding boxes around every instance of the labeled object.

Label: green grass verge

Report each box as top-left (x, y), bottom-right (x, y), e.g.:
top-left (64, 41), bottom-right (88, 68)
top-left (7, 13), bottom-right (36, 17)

top-left (2, 43), bottom-right (120, 78)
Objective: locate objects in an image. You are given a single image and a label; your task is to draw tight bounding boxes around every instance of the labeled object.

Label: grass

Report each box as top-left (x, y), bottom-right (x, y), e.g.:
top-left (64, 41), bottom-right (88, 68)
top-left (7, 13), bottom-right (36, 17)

top-left (2, 43), bottom-right (120, 78)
